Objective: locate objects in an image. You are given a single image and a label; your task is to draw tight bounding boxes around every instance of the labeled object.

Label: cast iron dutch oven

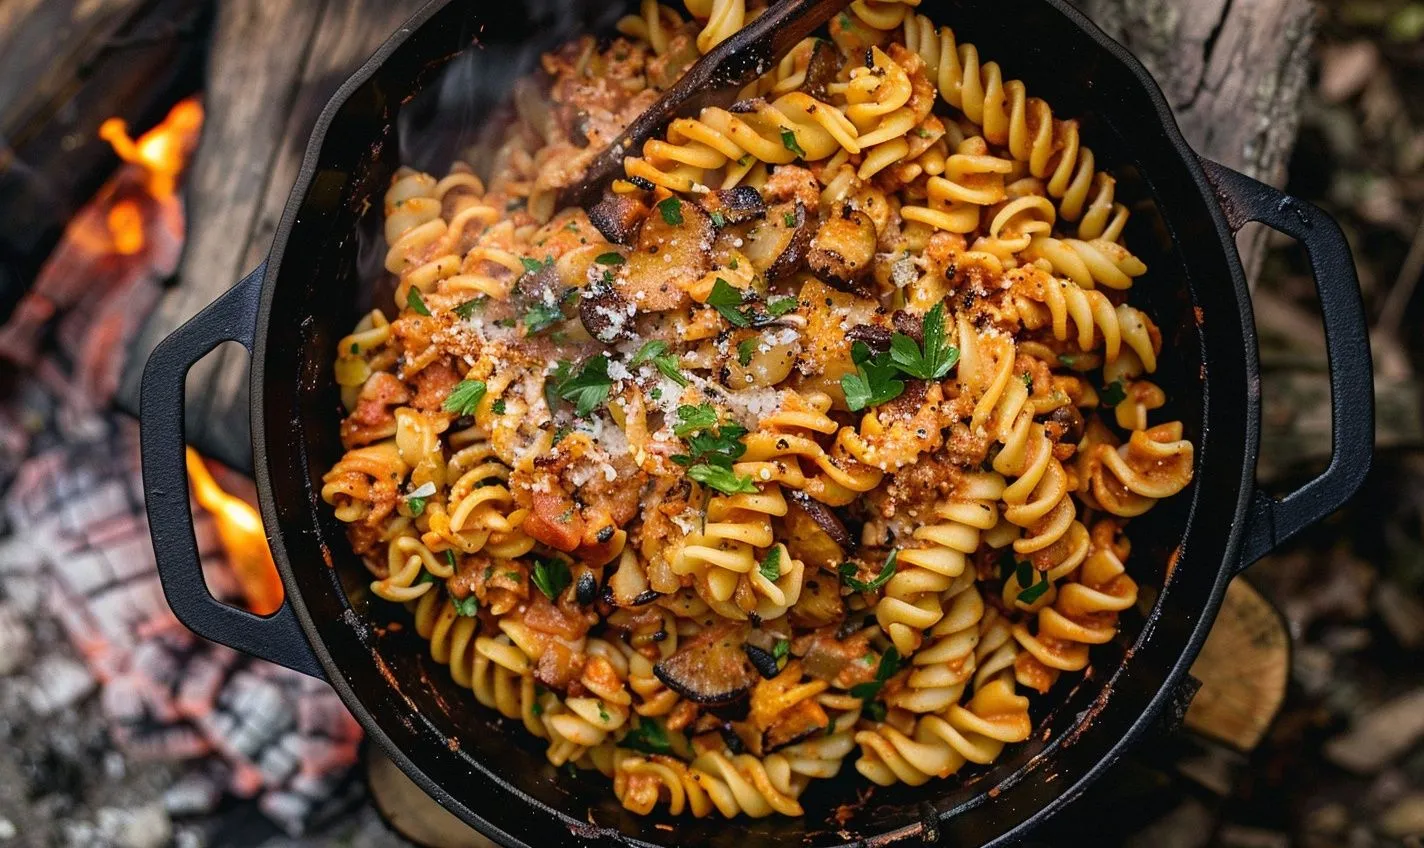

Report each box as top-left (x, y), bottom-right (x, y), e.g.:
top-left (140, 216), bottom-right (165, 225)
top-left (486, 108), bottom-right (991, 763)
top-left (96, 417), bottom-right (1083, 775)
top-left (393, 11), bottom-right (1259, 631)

top-left (139, 0), bottom-right (1376, 844)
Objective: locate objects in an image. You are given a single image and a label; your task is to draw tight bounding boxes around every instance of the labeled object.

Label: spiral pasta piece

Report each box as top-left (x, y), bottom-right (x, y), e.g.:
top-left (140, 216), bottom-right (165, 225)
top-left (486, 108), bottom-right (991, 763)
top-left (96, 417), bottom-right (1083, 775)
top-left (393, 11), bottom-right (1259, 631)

top-left (899, 15), bottom-right (1136, 246)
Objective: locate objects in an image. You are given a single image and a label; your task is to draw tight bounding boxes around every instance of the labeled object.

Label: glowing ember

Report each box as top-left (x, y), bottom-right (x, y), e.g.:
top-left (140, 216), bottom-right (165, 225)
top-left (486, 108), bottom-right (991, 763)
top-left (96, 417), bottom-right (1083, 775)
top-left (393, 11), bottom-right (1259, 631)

top-left (185, 448), bottom-right (285, 616)
top-left (107, 199), bottom-right (145, 255)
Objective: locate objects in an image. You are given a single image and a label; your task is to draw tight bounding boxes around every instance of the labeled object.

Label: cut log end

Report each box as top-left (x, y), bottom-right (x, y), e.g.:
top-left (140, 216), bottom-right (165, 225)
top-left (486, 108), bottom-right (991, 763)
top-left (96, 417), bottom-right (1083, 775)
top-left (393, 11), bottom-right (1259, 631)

top-left (1184, 577), bottom-right (1291, 752)
top-left (367, 748), bottom-right (493, 847)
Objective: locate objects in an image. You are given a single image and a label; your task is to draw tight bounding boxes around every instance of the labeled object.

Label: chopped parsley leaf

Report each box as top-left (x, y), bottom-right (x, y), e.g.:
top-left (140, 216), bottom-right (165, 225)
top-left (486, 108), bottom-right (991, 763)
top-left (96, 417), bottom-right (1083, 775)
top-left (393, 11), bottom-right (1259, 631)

top-left (686, 462), bottom-right (758, 495)
top-left (631, 340), bottom-right (689, 387)
top-left (780, 128), bottom-right (806, 158)
top-left (492, 399), bottom-right (506, 415)
top-left (766, 296), bottom-right (797, 317)
top-left (737, 338), bottom-right (756, 367)
top-left (595, 252), bottom-right (625, 266)
top-left (707, 278), bottom-right (751, 328)
top-left (406, 288), bottom-right (431, 316)
top-left (1100, 379), bottom-right (1127, 407)
top-left (531, 555), bottom-right (572, 600)
top-left (522, 301), bottom-right (564, 334)
top-left (554, 355), bottom-right (612, 417)
top-left (888, 303), bottom-right (959, 380)
top-left (772, 638), bottom-right (790, 660)
top-left (349, 342), bottom-right (360, 355)
top-left (674, 404), bottom-right (719, 437)
top-left (709, 210), bottom-right (726, 228)
top-left (782, 211), bottom-right (797, 228)
top-left (657, 197), bottom-right (683, 226)
top-left (759, 546), bottom-right (782, 582)
top-left (621, 719), bottom-right (674, 756)
top-left (443, 379), bottom-right (487, 416)
top-left (841, 341), bottom-right (905, 411)
top-left (452, 297), bottom-right (485, 319)
top-left (452, 595), bottom-right (479, 617)
top-left (839, 550), bottom-right (899, 593)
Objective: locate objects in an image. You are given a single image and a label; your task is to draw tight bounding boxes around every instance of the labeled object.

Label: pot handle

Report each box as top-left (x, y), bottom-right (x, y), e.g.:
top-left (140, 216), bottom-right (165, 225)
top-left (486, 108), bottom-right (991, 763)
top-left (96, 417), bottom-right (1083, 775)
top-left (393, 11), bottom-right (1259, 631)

top-left (139, 264), bottom-right (326, 679)
top-left (1199, 158), bottom-right (1374, 572)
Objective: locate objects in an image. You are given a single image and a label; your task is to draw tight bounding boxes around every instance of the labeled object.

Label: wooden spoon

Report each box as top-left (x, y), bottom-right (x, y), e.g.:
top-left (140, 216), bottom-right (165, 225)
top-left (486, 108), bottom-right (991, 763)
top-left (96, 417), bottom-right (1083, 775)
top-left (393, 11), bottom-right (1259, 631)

top-left (556, 0), bottom-right (853, 209)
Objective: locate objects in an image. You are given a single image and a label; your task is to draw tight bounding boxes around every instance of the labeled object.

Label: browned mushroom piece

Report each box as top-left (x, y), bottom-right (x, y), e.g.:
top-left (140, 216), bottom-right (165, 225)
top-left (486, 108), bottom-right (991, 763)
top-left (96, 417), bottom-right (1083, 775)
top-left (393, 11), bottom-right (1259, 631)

top-left (742, 200), bottom-right (813, 282)
top-left (763, 699), bottom-right (830, 751)
top-left (799, 38), bottom-right (843, 99)
top-left (700, 186), bottom-right (767, 226)
top-left (578, 277), bottom-right (636, 343)
top-left (786, 577), bottom-right (844, 630)
top-left (807, 202), bottom-right (877, 285)
top-left (780, 490), bottom-right (853, 570)
top-left (588, 190), bottom-right (650, 245)
top-left (653, 623), bottom-right (759, 705)
top-left (620, 199), bottom-right (714, 312)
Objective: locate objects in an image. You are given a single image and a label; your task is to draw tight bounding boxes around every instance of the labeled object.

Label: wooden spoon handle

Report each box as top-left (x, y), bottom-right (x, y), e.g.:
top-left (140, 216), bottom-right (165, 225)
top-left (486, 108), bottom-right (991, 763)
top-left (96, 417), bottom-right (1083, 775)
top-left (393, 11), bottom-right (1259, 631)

top-left (557, 0), bottom-right (851, 209)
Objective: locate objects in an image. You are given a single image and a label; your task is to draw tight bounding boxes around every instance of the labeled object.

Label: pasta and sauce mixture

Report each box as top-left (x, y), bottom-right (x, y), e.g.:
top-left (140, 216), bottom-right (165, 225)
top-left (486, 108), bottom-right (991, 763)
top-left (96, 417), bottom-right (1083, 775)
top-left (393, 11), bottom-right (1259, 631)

top-left (322, 0), bottom-right (1196, 819)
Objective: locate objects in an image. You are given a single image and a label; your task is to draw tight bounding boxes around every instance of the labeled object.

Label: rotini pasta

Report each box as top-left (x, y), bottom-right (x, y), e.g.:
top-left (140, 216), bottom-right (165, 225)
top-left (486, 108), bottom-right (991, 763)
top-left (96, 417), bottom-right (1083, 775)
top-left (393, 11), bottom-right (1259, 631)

top-left (323, 0), bottom-right (1195, 817)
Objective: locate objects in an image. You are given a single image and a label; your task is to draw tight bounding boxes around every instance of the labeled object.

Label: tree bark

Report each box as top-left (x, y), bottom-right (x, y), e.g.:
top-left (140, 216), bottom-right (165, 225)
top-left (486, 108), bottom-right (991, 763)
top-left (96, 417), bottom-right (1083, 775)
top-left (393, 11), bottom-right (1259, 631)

top-left (1076, 0), bottom-right (1315, 279)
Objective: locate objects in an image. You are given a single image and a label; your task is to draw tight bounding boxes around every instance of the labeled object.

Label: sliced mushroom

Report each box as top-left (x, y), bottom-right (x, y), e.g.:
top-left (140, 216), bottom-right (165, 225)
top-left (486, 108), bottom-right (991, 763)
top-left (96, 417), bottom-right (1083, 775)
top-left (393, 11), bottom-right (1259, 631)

top-left (742, 200), bottom-right (812, 282)
top-left (1045, 404), bottom-right (1086, 444)
top-left (621, 199), bottom-right (713, 312)
top-left (588, 191), bottom-right (649, 245)
top-left (512, 260), bottom-right (563, 314)
top-left (764, 699), bottom-right (830, 752)
top-left (578, 278), bottom-right (636, 343)
top-left (807, 203), bottom-right (877, 285)
top-left (785, 491), bottom-right (854, 561)
top-left (701, 186), bottom-right (767, 226)
top-left (786, 577), bottom-right (844, 630)
top-left (653, 623), bottom-right (758, 705)
top-left (800, 38), bottom-right (843, 100)
top-left (846, 323), bottom-right (893, 354)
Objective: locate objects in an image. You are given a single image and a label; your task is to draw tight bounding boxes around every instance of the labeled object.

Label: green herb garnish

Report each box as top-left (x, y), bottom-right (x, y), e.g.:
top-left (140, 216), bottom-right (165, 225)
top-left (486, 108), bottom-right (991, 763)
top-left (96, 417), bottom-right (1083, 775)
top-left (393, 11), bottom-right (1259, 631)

top-left (595, 252), bottom-right (625, 266)
top-left (531, 555), bottom-right (572, 600)
top-left (839, 550), bottom-right (899, 593)
top-left (759, 546), bottom-right (782, 582)
top-left (773, 639), bottom-right (790, 660)
top-left (520, 255), bottom-right (553, 274)
top-left (888, 303), bottom-right (958, 380)
top-left (522, 301), bottom-right (564, 334)
top-left (709, 211), bottom-right (727, 228)
top-left (443, 379), bottom-right (488, 416)
top-left (554, 355), bottom-right (612, 416)
top-left (738, 338), bottom-right (756, 367)
top-left (707, 278), bottom-right (751, 328)
top-left (1100, 379), bottom-right (1127, 407)
top-left (492, 399), bottom-right (506, 415)
top-left (621, 719), bottom-right (674, 756)
top-left (349, 342), bottom-right (360, 355)
top-left (841, 341), bottom-right (905, 412)
top-left (453, 297), bottom-right (485, 320)
top-left (780, 128), bottom-right (806, 158)
top-left (849, 646), bottom-right (902, 701)
top-left (1018, 570), bottom-right (1051, 604)
top-left (406, 288), bottom-right (431, 316)
top-left (657, 197), bottom-right (683, 226)
top-left (631, 340), bottom-right (689, 387)
top-left (766, 296), bottom-right (797, 317)
top-left (452, 595), bottom-right (479, 617)
top-left (687, 463), bottom-right (758, 495)
top-left (674, 404), bottom-right (720, 437)
top-left (782, 211), bottom-right (797, 228)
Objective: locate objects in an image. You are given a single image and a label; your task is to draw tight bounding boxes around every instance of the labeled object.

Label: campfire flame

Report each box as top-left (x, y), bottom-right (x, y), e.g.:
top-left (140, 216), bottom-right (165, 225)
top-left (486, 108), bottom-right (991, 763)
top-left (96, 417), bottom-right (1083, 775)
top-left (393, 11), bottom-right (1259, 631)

top-left (185, 448), bottom-right (285, 616)
top-left (94, 98), bottom-right (203, 256)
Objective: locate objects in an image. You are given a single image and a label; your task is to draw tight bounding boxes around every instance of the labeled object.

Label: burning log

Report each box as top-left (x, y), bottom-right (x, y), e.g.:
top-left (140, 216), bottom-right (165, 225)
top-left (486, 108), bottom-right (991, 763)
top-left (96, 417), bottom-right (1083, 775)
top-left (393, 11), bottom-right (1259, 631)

top-left (0, 0), bottom-right (211, 320)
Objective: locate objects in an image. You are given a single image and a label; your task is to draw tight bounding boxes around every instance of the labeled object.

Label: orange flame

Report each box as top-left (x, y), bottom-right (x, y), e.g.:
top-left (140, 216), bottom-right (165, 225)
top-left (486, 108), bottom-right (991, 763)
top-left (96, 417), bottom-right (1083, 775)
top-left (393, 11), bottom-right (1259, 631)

top-left (107, 200), bottom-right (145, 255)
top-left (99, 98), bottom-right (204, 200)
top-left (185, 448), bottom-right (285, 616)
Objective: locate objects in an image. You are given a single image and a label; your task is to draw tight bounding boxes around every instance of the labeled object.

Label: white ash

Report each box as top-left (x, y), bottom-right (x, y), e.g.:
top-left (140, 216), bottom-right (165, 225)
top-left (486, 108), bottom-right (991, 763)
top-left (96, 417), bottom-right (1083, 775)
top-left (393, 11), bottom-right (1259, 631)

top-left (25, 655), bottom-right (97, 716)
top-left (0, 601), bottom-right (32, 676)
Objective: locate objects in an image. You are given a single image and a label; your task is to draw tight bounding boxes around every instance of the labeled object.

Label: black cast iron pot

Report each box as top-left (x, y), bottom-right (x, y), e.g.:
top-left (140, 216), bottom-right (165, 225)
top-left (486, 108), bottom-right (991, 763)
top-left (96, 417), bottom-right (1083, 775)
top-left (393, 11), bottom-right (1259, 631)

top-left (139, 0), bottom-right (1376, 845)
